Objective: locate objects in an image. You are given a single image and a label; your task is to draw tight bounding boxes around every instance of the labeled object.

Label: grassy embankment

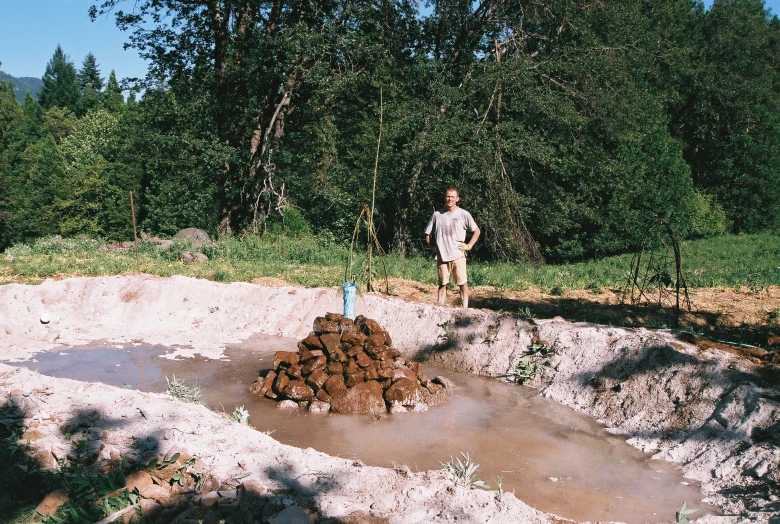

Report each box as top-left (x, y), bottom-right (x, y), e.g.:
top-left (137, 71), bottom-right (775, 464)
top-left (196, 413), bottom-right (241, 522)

top-left (1, 232), bottom-right (778, 292)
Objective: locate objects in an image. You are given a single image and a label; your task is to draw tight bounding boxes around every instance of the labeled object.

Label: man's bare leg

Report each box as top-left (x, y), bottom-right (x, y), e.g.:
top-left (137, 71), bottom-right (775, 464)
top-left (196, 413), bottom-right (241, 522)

top-left (459, 283), bottom-right (470, 308)
top-left (438, 285), bottom-right (447, 305)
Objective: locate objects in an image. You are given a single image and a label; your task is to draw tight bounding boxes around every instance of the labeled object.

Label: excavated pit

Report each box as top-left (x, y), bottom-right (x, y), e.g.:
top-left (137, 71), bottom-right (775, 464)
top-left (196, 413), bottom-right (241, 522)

top-left (1, 275), bottom-right (778, 523)
top-left (8, 339), bottom-right (716, 523)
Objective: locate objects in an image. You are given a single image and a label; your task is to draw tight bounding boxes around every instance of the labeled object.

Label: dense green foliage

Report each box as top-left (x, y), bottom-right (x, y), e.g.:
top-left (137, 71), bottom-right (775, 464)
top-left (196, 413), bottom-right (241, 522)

top-left (1, 0), bottom-right (778, 262)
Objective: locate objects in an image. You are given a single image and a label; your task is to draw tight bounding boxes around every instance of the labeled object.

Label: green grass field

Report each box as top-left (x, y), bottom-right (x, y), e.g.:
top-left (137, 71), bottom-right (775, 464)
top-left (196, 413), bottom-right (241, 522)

top-left (1, 232), bottom-right (778, 293)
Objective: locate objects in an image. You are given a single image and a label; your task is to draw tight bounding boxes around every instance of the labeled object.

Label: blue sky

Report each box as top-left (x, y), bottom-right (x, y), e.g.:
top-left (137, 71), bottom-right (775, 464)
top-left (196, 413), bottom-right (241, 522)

top-left (1, 0), bottom-right (778, 82)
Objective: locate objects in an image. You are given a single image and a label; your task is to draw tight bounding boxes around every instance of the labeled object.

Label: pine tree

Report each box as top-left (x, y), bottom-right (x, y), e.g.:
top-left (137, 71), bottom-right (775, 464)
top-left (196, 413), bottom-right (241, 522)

top-left (102, 71), bottom-right (124, 113)
top-left (77, 53), bottom-right (104, 115)
top-left (39, 45), bottom-right (80, 111)
top-left (0, 81), bottom-right (22, 151)
top-left (0, 80), bottom-right (23, 244)
top-left (78, 53), bottom-right (104, 92)
top-left (21, 92), bottom-right (43, 141)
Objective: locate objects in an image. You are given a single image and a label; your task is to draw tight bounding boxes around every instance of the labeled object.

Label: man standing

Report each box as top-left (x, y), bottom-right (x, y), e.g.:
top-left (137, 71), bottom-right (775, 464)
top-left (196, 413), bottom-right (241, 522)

top-left (424, 188), bottom-right (481, 308)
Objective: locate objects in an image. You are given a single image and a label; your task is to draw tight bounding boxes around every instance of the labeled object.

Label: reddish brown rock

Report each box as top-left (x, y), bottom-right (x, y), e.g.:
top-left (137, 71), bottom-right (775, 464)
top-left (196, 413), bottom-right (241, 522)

top-left (341, 328), bottom-right (367, 347)
top-left (345, 359), bottom-right (360, 374)
top-left (316, 388), bottom-right (333, 403)
top-left (378, 368), bottom-right (395, 379)
top-left (255, 371), bottom-right (276, 397)
top-left (363, 319), bottom-right (383, 335)
top-left (327, 362), bottom-right (344, 375)
top-left (300, 334), bottom-right (325, 351)
top-left (393, 367), bottom-right (418, 382)
top-left (273, 371), bottom-right (290, 394)
top-left (330, 348), bottom-right (348, 363)
top-left (345, 344), bottom-right (363, 357)
top-left (287, 364), bottom-right (303, 380)
top-left (364, 343), bottom-right (385, 359)
top-left (331, 381), bottom-right (386, 416)
top-left (283, 381), bottom-right (315, 401)
top-left (302, 355), bottom-right (327, 375)
top-left (384, 378), bottom-right (425, 407)
top-left (248, 378), bottom-right (263, 396)
top-left (273, 351), bottom-right (299, 369)
top-left (306, 368), bottom-right (329, 390)
top-left (319, 333), bottom-right (342, 355)
top-left (355, 351), bottom-right (372, 368)
top-left (324, 374), bottom-right (347, 397)
top-left (364, 333), bottom-right (385, 350)
top-left (365, 364), bottom-right (379, 381)
top-left (298, 346), bottom-right (314, 363)
top-left (345, 372), bottom-right (366, 387)
top-left (313, 317), bottom-right (340, 334)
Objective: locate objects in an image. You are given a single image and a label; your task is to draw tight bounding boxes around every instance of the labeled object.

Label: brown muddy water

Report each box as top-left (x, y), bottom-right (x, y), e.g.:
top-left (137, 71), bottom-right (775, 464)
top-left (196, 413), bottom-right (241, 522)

top-left (8, 334), bottom-right (719, 523)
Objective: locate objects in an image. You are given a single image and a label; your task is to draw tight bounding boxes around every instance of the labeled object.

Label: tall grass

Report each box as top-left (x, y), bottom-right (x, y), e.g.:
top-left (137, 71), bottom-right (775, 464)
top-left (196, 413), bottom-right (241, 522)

top-left (2, 233), bottom-right (778, 292)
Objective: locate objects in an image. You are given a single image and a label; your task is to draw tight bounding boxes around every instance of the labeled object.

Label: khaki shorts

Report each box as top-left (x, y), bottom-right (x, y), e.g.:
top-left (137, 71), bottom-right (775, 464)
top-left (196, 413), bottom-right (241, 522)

top-left (438, 257), bottom-right (468, 286)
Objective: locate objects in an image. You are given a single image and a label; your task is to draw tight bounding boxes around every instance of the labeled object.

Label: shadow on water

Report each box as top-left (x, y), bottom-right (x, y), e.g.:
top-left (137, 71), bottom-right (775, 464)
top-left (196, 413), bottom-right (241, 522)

top-left (7, 334), bottom-right (722, 524)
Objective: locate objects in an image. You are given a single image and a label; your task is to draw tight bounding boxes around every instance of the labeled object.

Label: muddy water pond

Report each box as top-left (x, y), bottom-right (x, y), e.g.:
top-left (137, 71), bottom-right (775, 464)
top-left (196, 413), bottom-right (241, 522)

top-left (9, 334), bottom-right (718, 523)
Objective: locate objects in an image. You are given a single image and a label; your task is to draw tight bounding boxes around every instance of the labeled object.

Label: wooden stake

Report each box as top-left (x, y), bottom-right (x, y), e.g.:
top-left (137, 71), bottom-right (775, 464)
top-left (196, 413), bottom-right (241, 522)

top-left (130, 191), bottom-right (140, 274)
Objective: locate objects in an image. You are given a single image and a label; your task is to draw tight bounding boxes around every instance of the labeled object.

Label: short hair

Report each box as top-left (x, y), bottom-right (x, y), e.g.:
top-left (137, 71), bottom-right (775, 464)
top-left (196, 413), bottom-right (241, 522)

top-left (445, 187), bottom-right (460, 196)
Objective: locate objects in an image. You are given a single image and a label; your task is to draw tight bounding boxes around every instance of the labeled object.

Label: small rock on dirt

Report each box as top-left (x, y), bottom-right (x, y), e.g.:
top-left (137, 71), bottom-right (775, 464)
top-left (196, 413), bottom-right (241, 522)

top-left (179, 252), bottom-right (209, 264)
top-left (269, 505), bottom-right (314, 524)
top-left (35, 489), bottom-right (69, 516)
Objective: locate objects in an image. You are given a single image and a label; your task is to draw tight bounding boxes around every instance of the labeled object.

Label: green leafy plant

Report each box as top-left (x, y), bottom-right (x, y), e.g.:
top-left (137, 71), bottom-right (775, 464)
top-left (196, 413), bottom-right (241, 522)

top-left (72, 436), bottom-right (89, 460)
top-left (585, 282), bottom-right (602, 294)
top-left (166, 375), bottom-right (202, 403)
top-left (43, 460), bottom-right (138, 523)
top-left (494, 475), bottom-right (503, 495)
top-left (675, 501), bottom-right (697, 523)
top-left (528, 341), bottom-right (553, 357)
top-left (518, 307), bottom-right (536, 318)
top-left (440, 452), bottom-right (490, 489)
top-left (509, 357), bottom-right (537, 384)
top-left (231, 406), bottom-right (250, 425)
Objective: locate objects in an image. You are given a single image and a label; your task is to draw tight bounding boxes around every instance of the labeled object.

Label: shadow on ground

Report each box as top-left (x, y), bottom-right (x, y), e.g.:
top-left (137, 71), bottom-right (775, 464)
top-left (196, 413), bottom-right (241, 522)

top-left (0, 397), bottom-right (390, 524)
top-left (470, 294), bottom-right (779, 359)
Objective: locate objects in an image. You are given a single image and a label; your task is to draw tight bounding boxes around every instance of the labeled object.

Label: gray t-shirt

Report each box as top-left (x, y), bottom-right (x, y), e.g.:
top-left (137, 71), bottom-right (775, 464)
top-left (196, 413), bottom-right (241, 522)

top-left (424, 207), bottom-right (478, 263)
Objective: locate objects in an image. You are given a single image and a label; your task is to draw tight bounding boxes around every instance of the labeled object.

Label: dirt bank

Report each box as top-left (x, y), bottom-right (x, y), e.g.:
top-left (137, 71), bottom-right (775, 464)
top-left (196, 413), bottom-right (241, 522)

top-left (1, 275), bottom-right (778, 522)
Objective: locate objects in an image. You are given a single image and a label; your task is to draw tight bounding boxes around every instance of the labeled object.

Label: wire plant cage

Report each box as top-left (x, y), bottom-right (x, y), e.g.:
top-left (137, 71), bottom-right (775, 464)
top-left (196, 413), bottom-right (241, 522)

top-left (623, 215), bottom-right (692, 314)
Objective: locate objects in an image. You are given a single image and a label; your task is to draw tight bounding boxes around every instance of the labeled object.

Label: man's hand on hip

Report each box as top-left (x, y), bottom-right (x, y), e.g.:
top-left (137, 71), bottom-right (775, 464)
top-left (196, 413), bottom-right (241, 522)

top-left (458, 242), bottom-right (471, 252)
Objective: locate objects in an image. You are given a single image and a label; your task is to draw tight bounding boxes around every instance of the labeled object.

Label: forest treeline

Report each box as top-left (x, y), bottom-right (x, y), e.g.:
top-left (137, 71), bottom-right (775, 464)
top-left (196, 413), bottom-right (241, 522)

top-left (1, 0), bottom-right (778, 263)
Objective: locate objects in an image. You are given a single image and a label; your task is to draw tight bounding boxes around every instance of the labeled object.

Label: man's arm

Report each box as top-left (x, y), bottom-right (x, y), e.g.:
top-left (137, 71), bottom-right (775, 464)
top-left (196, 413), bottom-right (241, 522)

top-left (458, 227), bottom-right (481, 252)
top-left (467, 227), bottom-right (480, 250)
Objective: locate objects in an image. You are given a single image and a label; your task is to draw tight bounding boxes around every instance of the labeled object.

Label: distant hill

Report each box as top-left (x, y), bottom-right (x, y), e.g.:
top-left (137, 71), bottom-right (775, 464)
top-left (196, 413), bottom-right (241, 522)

top-left (0, 71), bottom-right (43, 104)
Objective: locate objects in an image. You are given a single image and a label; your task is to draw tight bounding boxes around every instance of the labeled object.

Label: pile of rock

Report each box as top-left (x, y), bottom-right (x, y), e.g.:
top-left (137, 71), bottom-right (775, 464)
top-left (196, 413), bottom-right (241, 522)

top-left (249, 313), bottom-right (452, 415)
